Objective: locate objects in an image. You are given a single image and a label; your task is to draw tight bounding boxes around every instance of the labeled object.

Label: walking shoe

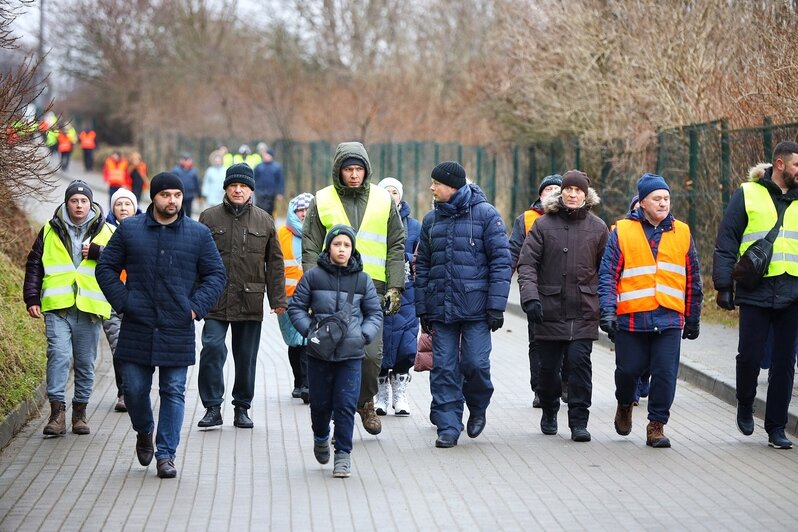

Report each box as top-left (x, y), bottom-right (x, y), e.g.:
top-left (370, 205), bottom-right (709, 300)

top-left (357, 401), bottom-right (382, 435)
top-left (291, 387), bottom-right (302, 399)
top-left (646, 421), bottom-right (671, 448)
top-left (114, 395), bottom-right (127, 412)
top-left (71, 402), bottom-right (90, 435)
top-left (313, 438), bottom-right (330, 464)
top-left (614, 403), bottom-right (633, 436)
top-left (435, 436), bottom-right (458, 448)
top-left (768, 429), bottom-right (793, 449)
top-left (532, 392), bottom-right (541, 409)
top-left (156, 458), bottom-right (177, 479)
top-left (197, 406), bottom-right (222, 428)
top-left (135, 432), bottom-right (154, 466)
top-left (233, 407), bottom-right (254, 428)
top-left (561, 381), bottom-right (569, 404)
top-left (332, 450), bottom-right (351, 478)
top-left (43, 400), bottom-right (66, 436)
top-left (374, 376), bottom-right (390, 416)
top-left (300, 387), bottom-right (310, 405)
top-left (466, 413), bottom-right (486, 438)
top-left (541, 411), bottom-right (558, 435)
top-left (736, 402), bottom-right (754, 436)
top-left (571, 428), bottom-right (591, 442)
top-left (391, 373), bottom-right (412, 416)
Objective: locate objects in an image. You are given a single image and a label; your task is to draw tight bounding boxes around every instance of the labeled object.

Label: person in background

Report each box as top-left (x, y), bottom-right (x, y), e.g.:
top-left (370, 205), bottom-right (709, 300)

top-left (79, 127), bottom-right (97, 171)
top-left (57, 126), bottom-right (75, 171)
top-left (202, 151), bottom-right (226, 208)
top-left (103, 152), bottom-right (130, 206)
top-left (172, 152), bottom-right (201, 217)
top-left (128, 152), bottom-right (148, 203)
top-left (253, 146), bottom-right (285, 216)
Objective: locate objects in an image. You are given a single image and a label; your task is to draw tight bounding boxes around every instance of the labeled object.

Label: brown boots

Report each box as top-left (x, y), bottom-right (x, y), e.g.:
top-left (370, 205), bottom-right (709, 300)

top-left (357, 401), bottom-right (382, 435)
top-left (72, 403), bottom-right (90, 435)
top-left (646, 420), bottom-right (671, 448)
top-left (43, 400), bottom-right (66, 436)
top-left (614, 403), bottom-right (633, 436)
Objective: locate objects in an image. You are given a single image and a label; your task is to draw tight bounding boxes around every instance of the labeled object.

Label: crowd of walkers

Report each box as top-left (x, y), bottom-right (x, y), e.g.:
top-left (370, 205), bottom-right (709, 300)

top-left (22, 138), bottom-right (798, 480)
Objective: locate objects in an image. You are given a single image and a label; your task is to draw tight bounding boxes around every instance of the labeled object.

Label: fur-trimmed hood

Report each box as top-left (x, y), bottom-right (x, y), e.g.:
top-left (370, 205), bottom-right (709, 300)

top-left (542, 187), bottom-right (601, 214)
top-left (748, 163), bottom-right (772, 182)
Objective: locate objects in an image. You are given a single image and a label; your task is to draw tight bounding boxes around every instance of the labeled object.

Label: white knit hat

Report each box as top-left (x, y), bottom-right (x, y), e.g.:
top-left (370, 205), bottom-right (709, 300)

top-left (111, 188), bottom-right (138, 213)
top-left (377, 177), bottom-right (403, 201)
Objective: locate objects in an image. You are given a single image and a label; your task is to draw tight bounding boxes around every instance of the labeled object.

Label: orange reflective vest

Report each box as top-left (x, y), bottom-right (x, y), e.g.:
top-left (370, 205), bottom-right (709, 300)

top-left (79, 130), bottom-right (96, 149)
top-left (104, 158), bottom-right (129, 187)
top-left (57, 132), bottom-right (73, 153)
top-left (277, 226), bottom-right (302, 297)
top-left (523, 209), bottom-right (542, 234)
top-left (615, 218), bottom-right (691, 315)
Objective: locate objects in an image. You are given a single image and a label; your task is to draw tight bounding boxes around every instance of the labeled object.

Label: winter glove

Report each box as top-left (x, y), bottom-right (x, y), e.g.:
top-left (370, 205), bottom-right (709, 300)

top-left (682, 322), bottom-right (700, 340)
top-left (384, 288), bottom-right (402, 316)
top-left (599, 311), bottom-right (618, 343)
top-left (716, 290), bottom-right (735, 311)
top-left (486, 309), bottom-right (504, 332)
top-left (523, 300), bottom-right (543, 324)
top-left (420, 315), bottom-right (432, 335)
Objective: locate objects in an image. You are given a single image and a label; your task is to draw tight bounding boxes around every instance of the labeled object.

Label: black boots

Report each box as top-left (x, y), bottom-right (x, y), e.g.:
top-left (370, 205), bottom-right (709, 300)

top-left (197, 406), bottom-right (222, 428)
top-left (233, 407), bottom-right (253, 428)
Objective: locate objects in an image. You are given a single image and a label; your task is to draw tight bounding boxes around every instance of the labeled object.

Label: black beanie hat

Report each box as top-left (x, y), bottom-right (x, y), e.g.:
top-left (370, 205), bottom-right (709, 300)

top-left (431, 161), bottom-right (467, 190)
top-left (64, 180), bottom-right (93, 203)
top-left (538, 174), bottom-right (562, 196)
top-left (149, 172), bottom-right (185, 200)
top-left (561, 169), bottom-right (590, 195)
top-left (340, 156), bottom-right (366, 170)
top-left (324, 224), bottom-right (357, 250)
top-left (224, 163), bottom-right (256, 190)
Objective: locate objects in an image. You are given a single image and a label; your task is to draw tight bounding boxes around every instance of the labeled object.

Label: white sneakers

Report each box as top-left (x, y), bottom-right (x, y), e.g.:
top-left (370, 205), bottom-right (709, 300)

top-left (374, 373), bottom-right (412, 416)
top-left (374, 376), bottom-right (390, 416)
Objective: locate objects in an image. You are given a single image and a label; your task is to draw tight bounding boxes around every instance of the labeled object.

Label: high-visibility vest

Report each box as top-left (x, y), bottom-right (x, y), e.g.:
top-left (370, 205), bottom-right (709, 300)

top-left (739, 182), bottom-right (798, 278)
top-left (79, 130), bottom-right (96, 149)
top-left (615, 218), bottom-right (691, 315)
top-left (316, 184), bottom-right (392, 282)
top-left (57, 132), bottom-right (73, 153)
top-left (104, 159), bottom-right (129, 187)
top-left (277, 226), bottom-right (302, 297)
top-left (523, 209), bottom-right (541, 234)
top-left (46, 129), bottom-right (58, 147)
top-left (40, 223), bottom-right (114, 318)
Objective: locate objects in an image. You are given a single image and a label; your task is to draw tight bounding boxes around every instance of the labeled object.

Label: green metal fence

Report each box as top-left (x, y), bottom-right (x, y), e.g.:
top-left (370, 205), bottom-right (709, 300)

top-left (139, 117), bottom-right (798, 279)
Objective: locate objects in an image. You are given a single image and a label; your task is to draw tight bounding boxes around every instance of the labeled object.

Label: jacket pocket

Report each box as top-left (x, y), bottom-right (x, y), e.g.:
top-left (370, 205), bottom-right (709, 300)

top-left (246, 229), bottom-right (268, 255)
top-left (538, 284), bottom-right (562, 321)
top-left (241, 282), bottom-right (266, 315)
top-left (578, 284), bottom-right (599, 320)
top-left (454, 280), bottom-right (488, 316)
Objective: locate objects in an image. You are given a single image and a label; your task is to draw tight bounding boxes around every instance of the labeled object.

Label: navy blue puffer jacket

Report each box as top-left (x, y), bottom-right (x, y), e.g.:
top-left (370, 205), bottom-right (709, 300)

top-left (415, 184), bottom-right (512, 323)
top-left (288, 250), bottom-right (383, 362)
top-left (96, 206), bottom-right (226, 366)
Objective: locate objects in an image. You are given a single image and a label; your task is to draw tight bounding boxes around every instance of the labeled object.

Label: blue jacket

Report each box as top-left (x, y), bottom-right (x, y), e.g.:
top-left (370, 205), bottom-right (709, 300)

top-left (415, 184), bottom-right (512, 323)
top-left (96, 206), bottom-right (226, 366)
top-left (171, 164), bottom-right (201, 200)
top-left (288, 250), bottom-right (383, 362)
top-left (382, 200), bottom-right (421, 368)
top-left (254, 161), bottom-right (285, 198)
top-left (278, 196), bottom-right (308, 347)
top-left (599, 208), bottom-right (702, 332)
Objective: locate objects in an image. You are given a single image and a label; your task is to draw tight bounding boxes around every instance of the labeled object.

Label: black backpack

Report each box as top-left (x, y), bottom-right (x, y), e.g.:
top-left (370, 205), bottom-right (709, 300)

top-left (306, 278), bottom-right (356, 361)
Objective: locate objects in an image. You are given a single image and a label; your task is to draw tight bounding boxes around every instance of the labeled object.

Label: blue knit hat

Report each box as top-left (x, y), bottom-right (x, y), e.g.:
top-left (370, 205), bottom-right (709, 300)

top-left (637, 173), bottom-right (670, 201)
top-left (324, 224), bottom-right (357, 250)
top-left (538, 174), bottom-right (562, 196)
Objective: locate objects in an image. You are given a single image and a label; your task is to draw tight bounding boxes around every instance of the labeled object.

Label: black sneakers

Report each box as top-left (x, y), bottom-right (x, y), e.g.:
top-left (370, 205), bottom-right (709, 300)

top-left (541, 411), bottom-right (558, 435)
top-left (736, 403), bottom-right (754, 436)
top-left (768, 429), bottom-right (793, 449)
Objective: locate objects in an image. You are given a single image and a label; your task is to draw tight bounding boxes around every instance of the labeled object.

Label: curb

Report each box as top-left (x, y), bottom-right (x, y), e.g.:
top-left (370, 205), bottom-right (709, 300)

top-left (0, 381), bottom-right (46, 450)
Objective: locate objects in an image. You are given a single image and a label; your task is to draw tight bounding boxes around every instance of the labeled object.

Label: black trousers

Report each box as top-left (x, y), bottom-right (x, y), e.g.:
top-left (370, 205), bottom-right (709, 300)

top-left (527, 316), bottom-right (569, 391)
top-left (288, 345), bottom-right (308, 388)
top-left (537, 339), bottom-right (593, 429)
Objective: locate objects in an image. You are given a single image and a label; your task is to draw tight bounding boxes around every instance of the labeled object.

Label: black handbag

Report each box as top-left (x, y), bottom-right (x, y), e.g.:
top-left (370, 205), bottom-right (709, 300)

top-left (732, 198), bottom-right (787, 290)
top-left (306, 278), bottom-right (356, 361)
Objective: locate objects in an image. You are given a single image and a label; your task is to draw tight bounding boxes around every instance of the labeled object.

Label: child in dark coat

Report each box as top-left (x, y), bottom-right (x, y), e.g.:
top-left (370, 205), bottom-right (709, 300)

top-left (288, 224), bottom-right (383, 478)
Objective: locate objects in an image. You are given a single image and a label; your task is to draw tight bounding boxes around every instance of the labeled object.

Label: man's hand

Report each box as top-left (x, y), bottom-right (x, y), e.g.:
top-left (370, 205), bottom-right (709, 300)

top-left (716, 290), bottom-right (735, 311)
top-left (272, 307), bottom-right (287, 315)
top-left (523, 300), bottom-right (543, 324)
top-left (599, 312), bottom-right (618, 343)
top-left (384, 288), bottom-right (402, 315)
top-left (486, 309), bottom-right (504, 332)
top-left (27, 305), bottom-right (41, 319)
top-left (419, 315), bottom-right (432, 335)
top-left (682, 322), bottom-right (700, 340)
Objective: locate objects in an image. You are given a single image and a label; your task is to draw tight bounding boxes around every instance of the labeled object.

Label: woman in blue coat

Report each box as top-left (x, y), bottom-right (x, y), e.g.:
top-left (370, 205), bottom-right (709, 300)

top-left (375, 178), bottom-right (421, 416)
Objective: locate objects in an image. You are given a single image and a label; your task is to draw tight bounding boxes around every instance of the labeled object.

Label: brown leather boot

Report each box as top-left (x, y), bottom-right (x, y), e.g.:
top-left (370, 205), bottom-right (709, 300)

top-left (72, 403), bottom-right (90, 435)
top-left (136, 432), bottom-right (154, 466)
top-left (614, 403), bottom-right (633, 436)
top-left (646, 420), bottom-right (671, 448)
top-left (357, 401), bottom-right (382, 435)
top-left (43, 400), bottom-right (66, 436)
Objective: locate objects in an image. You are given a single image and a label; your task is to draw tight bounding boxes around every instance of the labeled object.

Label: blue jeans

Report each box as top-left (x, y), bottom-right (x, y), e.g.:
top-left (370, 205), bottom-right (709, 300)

top-left (44, 308), bottom-right (101, 404)
top-left (198, 319), bottom-right (262, 409)
top-left (120, 362), bottom-right (188, 460)
top-left (307, 357), bottom-right (361, 454)
top-left (615, 328), bottom-right (681, 424)
top-left (429, 321), bottom-right (494, 440)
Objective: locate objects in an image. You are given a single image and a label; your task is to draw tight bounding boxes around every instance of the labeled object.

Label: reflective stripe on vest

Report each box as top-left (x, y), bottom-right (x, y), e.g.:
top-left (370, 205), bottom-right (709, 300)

top-left (740, 182), bottom-right (798, 278)
top-left (523, 209), bottom-right (541, 234)
top-left (615, 218), bottom-right (691, 315)
top-left (316, 184), bottom-right (391, 282)
top-left (277, 225), bottom-right (303, 297)
top-left (40, 223), bottom-right (114, 318)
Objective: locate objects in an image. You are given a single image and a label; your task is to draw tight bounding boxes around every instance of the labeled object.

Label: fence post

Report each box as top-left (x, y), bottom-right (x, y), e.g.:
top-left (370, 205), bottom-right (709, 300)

top-left (414, 142), bottom-right (422, 219)
top-left (549, 140), bottom-right (557, 175)
top-left (457, 144), bottom-right (463, 164)
top-left (491, 153), bottom-right (497, 203)
top-left (763, 116), bottom-right (773, 161)
top-left (528, 145), bottom-right (537, 197)
top-left (655, 131), bottom-right (665, 175)
top-left (574, 137), bottom-right (581, 169)
top-left (721, 119), bottom-right (731, 208)
top-left (512, 145), bottom-right (520, 215)
top-left (476, 146), bottom-right (483, 183)
top-left (397, 143), bottom-right (404, 180)
top-left (434, 142), bottom-right (440, 165)
top-left (688, 127), bottom-right (698, 230)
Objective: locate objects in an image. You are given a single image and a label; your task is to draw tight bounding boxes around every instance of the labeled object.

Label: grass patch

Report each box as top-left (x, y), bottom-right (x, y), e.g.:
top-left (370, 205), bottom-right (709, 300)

top-left (0, 252), bottom-right (46, 423)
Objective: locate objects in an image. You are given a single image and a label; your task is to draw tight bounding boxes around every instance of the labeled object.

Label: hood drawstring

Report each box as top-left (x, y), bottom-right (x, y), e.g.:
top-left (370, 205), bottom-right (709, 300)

top-left (469, 208), bottom-right (475, 246)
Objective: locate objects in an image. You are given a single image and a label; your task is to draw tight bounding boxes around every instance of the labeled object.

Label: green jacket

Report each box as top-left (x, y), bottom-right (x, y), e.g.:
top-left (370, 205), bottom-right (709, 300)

top-left (301, 141), bottom-right (405, 294)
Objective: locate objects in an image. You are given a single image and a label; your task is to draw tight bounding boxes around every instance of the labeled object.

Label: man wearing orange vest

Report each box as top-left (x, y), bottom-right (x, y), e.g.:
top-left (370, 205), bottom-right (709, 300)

top-left (79, 128), bottom-right (97, 171)
top-left (57, 127), bottom-right (75, 171)
top-left (509, 174), bottom-right (564, 408)
top-left (598, 173), bottom-right (703, 448)
top-left (103, 152), bottom-right (130, 206)
top-left (277, 192), bottom-right (314, 403)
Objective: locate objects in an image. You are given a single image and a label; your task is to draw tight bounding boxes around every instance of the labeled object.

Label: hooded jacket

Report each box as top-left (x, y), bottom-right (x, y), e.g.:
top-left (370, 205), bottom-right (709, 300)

top-left (415, 183), bottom-right (512, 323)
top-left (277, 195), bottom-right (309, 347)
top-left (713, 163), bottom-right (798, 308)
top-left (517, 190), bottom-right (608, 341)
top-left (301, 142), bottom-right (406, 294)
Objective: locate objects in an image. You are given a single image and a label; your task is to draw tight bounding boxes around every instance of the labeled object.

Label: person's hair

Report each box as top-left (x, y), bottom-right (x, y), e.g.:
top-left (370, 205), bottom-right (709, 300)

top-left (773, 141), bottom-right (798, 163)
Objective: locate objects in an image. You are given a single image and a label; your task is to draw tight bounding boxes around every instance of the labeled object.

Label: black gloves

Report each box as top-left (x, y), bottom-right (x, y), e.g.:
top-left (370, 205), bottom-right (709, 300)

top-left (420, 315), bottom-right (432, 335)
top-left (486, 309), bottom-right (504, 332)
top-left (682, 322), bottom-right (700, 340)
top-left (523, 300), bottom-right (543, 324)
top-left (599, 312), bottom-right (618, 343)
top-left (716, 290), bottom-right (735, 311)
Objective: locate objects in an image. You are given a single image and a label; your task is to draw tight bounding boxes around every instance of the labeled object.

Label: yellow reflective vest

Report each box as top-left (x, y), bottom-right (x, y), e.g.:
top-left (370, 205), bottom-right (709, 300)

top-left (740, 182), bottom-right (798, 278)
top-left (40, 223), bottom-right (114, 318)
top-left (316, 184), bottom-right (392, 282)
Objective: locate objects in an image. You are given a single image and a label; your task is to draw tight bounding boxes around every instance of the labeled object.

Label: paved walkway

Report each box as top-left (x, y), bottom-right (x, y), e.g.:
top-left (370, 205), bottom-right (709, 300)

top-left (2, 161), bottom-right (798, 530)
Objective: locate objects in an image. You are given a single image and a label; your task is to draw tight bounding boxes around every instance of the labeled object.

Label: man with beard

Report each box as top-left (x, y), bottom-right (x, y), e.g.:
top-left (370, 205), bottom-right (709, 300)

top-left (713, 141), bottom-right (798, 450)
top-left (97, 172), bottom-right (226, 478)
